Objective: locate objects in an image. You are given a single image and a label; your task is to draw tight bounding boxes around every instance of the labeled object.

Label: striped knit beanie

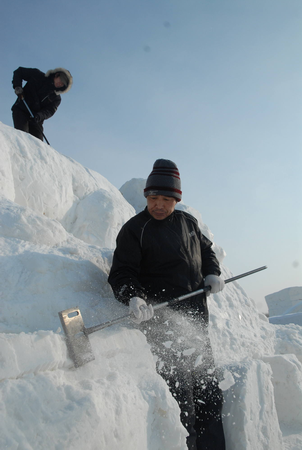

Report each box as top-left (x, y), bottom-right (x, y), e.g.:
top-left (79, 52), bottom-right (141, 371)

top-left (144, 159), bottom-right (182, 202)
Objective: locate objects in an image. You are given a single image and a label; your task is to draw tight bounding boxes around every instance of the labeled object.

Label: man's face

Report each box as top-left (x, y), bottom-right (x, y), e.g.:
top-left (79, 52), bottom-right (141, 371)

top-left (54, 74), bottom-right (65, 88)
top-left (147, 195), bottom-right (177, 220)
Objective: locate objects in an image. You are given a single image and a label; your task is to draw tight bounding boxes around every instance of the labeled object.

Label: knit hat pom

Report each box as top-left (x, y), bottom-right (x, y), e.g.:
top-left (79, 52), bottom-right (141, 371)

top-left (144, 159), bottom-right (182, 201)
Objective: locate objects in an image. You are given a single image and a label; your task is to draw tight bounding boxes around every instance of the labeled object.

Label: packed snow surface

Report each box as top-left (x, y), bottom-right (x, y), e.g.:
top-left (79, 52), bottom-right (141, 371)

top-left (1, 122), bottom-right (302, 450)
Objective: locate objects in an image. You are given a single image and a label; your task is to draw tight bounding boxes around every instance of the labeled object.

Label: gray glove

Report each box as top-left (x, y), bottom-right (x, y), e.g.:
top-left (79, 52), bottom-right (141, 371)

top-left (204, 274), bottom-right (225, 294)
top-left (129, 297), bottom-right (154, 324)
top-left (14, 87), bottom-right (23, 96)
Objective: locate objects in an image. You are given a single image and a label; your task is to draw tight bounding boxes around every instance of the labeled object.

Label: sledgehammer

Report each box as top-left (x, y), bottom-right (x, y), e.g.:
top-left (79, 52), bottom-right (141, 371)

top-left (58, 265), bottom-right (267, 368)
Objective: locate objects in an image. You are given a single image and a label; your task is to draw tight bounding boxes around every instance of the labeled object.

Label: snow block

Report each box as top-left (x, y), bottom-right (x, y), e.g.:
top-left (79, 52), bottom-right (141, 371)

top-left (222, 360), bottom-right (283, 450)
top-left (262, 354), bottom-right (302, 427)
top-left (266, 287), bottom-right (302, 317)
top-left (269, 312), bottom-right (302, 327)
top-left (273, 323), bottom-right (302, 364)
top-left (65, 188), bottom-right (134, 249)
top-left (0, 122), bottom-right (135, 246)
top-left (0, 331), bottom-right (68, 381)
top-left (0, 237), bottom-right (112, 333)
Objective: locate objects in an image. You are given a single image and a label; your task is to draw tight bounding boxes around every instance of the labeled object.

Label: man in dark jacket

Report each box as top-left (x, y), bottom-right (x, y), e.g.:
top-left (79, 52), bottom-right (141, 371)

top-left (108, 159), bottom-right (226, 450)
top-left (11, 67), bottom-right (73, 141)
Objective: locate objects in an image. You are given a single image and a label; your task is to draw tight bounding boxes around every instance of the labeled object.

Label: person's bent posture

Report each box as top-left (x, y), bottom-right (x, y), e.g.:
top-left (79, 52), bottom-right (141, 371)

top-left (108, 159), bottom-right (225, 450)
top-left (11, 66), bottom-right (73, 141)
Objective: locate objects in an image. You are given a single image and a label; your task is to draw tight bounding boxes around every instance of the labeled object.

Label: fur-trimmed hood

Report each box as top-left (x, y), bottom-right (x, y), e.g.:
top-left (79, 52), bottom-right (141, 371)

top-left (45, 67), bottom-right (73, 94)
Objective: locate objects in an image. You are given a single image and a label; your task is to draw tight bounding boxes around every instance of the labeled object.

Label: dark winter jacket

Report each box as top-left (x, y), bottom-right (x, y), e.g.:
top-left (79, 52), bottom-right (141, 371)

top-left (108, 207), bottom-right (221, 311)
top-left (11, 67), bottom-right (72, 122)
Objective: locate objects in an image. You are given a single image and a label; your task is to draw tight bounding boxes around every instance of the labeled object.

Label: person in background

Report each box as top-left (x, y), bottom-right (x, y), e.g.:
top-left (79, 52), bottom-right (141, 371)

top-left (11, 67), bottom-right (73, 141)
top-left (108, 159), bottom-right (226, 450)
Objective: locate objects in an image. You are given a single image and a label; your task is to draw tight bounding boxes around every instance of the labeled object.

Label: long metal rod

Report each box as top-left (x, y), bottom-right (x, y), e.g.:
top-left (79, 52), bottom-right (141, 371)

top-left (22, 98), bottom-right (50, 145)
top-left (84, 265), bottom-right (267, 335)
top-left (154, 265), bottom-right (268, 309)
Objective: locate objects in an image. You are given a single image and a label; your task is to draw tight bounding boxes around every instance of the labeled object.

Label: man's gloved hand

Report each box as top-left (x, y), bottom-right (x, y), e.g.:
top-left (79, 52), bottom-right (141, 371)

top-left (204, 274), bottom-right (225, 294)
top-left (129, 297), bottom-right (154, 324)
top-left (14, 87), bottom-right (23, 96)
top-left (33, 113), bottom-right (42, 123)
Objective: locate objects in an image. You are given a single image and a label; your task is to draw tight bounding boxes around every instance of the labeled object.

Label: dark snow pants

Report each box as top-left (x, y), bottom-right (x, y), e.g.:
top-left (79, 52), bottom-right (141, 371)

top-left (166, 365), bottom-right (225, 450)
top-left (12, 108), bottom-right (44, 141)
top-left (141, 302), bottom-right (226, 450)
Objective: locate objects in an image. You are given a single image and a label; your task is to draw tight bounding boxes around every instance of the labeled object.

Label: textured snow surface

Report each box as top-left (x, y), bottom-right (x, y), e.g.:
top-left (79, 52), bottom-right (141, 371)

top-left (1, 122), bottom-right (302, 449)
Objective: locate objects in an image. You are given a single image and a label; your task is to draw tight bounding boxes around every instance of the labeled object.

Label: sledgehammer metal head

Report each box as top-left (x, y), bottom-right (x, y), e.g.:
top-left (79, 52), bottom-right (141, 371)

top-left (58, 305), bottom-right (132, 368)
top-left (58, 307), bottom-right (95, 368)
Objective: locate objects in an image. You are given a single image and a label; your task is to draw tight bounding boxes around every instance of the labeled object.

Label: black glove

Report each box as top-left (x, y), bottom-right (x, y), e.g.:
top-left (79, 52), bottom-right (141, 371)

top-left (14, 87), bottom-right (23, 96)
top-left (33, 113), bottom-right (43, 123)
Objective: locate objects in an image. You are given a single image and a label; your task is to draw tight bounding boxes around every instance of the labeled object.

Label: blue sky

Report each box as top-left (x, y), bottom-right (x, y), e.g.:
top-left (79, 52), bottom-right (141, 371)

top-left (1, 0), bottom-right (301, 311)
